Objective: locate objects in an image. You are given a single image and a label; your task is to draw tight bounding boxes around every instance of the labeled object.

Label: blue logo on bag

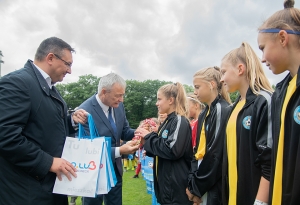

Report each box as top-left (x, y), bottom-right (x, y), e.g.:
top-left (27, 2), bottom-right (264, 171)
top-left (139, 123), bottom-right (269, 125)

top-left (206, 124), bottom-right (209, 131)
top-left (242, 116), bottom-right (251, 130)
top-left (71, 161), bottom-right (97, 171)
top-left (294, 106), bottom-right (300, 125)
top-left (161, 130), bottom-right (168, 138)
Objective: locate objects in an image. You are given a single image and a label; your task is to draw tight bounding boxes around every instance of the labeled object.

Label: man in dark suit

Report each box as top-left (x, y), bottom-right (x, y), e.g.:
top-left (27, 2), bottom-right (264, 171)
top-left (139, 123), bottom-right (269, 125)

top-left (80, 73), bottom-right (139, 205)
top-left (0, 37), bottom-right (87, 205)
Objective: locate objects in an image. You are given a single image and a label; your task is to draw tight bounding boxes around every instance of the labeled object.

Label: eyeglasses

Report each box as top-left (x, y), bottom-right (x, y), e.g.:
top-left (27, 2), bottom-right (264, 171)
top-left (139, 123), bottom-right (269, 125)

top-left (53, 53), bottom-right (72, 67)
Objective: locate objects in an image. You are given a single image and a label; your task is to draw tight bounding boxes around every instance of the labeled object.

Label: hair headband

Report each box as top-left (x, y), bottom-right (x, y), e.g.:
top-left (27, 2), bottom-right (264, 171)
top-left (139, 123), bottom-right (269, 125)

top-left (259, 28), bottom-right (300, 35)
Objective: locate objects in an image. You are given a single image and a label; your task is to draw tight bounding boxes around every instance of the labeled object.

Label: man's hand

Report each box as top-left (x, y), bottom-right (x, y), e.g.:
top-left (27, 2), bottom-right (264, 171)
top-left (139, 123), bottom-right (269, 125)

top-left (72, 109), bottom-right (88, 124)
top-left (119, 140), bottom-right (139, 155)
top-left (50, 158), bottom-right (77, 181)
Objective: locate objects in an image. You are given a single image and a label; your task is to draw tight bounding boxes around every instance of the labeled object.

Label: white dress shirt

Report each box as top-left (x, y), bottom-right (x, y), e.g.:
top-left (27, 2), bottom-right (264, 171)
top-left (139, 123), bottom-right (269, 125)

top-left (96, 94), bottom-right (121, 158)
top-left (34, 63), bottom-right (53, 89)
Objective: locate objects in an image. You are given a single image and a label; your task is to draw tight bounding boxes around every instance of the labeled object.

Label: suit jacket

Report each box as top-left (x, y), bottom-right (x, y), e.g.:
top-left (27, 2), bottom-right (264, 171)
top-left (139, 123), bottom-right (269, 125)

top-left (79, 95), bottom-right (134, 176)
top-left (0, 60), bottom-right (75, 205)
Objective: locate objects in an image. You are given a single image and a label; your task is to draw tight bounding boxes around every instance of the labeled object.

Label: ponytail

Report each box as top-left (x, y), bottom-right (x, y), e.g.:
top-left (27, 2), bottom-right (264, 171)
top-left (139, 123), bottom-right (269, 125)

top-left (158, 82), bottom-right (188, 118)
top-left (193, 67), bottom-right (231, 103)
top-left (222, 42), bottom-right (273, 95)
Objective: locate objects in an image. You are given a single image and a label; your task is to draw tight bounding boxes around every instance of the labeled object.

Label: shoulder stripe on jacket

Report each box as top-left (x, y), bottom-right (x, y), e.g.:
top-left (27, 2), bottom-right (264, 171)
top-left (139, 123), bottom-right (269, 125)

top-left (215, 103), bottom-right (221, 137)
top-left (170, 115), bottom-right (181, 148)
top-left (208, 102), bottom-right (221, 151)
top-left (259, 90), bottom-right (272, 148)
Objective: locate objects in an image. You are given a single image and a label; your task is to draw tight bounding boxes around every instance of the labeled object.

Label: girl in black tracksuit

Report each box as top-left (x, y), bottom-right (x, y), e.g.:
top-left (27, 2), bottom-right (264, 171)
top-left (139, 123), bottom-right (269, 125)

top-left (220, 42), bottom-right (273, 205)
top-left (257, 1), bottom-right (300, 204)
top-left (136, 82), bottom-right (193, 205)
top-left (187, 66), bottom-right (231, 205)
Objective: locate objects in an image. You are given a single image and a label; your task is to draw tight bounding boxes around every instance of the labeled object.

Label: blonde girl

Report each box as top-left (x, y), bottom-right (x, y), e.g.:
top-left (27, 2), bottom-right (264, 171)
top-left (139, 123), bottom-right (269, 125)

top-left (257, 0), bottom-right (300, 204)
top-left (136, 82), bottom-right (193, 205)
top-left (220, 42), bottom-right (273, 205)
top-left (186, 67), bottom-right (231, 205)
top-left (187, 93), bottom-right (205, 148)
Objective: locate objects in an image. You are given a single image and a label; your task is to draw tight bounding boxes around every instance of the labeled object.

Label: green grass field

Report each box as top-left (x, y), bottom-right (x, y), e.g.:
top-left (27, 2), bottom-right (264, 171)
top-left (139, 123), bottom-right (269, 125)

top-left (68, 164), bottom-right (152, 205)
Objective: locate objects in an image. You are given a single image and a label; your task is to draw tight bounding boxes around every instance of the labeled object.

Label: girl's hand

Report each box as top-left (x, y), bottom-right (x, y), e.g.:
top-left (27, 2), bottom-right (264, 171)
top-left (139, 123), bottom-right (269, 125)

top-left (192, 196), bottom-right (202, 204)
top-left (186, 188), bottom-right (202, 204)
top-left (186, 188), bottom-right (194, 201)
top-left (150, 124), bottom-right (158, 133)
top-left (135, 127), bottom-right (150, 138)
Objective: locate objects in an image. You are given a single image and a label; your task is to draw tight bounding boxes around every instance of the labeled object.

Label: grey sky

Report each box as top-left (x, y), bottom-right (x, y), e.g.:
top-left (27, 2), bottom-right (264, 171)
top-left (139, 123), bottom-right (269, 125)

top-left (0, 0), bottom-right (296, 86)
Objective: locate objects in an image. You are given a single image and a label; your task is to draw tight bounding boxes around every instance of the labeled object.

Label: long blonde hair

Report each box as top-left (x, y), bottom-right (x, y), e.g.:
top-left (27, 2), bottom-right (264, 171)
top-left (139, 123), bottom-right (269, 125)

top-left (222, 42), bottom-right (273, 95)
top-left (158, 82), bottom-right (188, 118)
top-left (193, 66), bottom-right (232, 103)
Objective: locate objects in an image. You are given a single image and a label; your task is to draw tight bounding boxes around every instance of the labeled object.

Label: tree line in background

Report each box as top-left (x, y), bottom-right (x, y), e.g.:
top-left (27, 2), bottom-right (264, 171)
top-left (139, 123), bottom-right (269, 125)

top-left (56, 74), bottom-right (239, 127)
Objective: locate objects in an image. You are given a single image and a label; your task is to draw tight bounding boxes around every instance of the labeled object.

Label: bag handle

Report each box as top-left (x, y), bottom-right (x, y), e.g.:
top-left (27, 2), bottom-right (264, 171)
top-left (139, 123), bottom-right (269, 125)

top-left (78, 113), bottom-right (100, 140)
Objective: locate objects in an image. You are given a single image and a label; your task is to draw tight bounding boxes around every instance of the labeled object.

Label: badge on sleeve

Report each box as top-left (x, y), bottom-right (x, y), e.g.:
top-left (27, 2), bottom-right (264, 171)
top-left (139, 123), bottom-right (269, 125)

top-left (293, 106), bottom-right (300, 125)
top-left (162, 130), bottom-right (168, 138)
top-left (242, 116), bottom-right (251, 130)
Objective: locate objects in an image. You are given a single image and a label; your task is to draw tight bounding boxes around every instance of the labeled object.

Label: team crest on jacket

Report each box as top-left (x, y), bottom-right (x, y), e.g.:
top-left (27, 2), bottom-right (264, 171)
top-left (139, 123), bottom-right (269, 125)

top-left (162, 130), bottom-right (168, 138)
top-left (294, 106), bottom-right (300, 125)
top-left (148, 161), bottom-right (153, 168)
top-left (242, 116), bottom-right (251, 129)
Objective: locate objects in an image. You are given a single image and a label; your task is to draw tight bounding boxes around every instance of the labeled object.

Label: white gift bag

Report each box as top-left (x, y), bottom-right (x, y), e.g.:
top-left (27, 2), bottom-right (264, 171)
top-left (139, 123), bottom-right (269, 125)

top-left (95, 135), bottom-right (117, 194)
top-left (53, 137), bottom-right (104, 197)
top-left (53, 114), bottom-right (117, 197)
top-left (96, 140), bottom-right (109, 195)
top-left (53, 114), bottom-right (105, 197)
top-left (104, 137), bottom-right (117, 190)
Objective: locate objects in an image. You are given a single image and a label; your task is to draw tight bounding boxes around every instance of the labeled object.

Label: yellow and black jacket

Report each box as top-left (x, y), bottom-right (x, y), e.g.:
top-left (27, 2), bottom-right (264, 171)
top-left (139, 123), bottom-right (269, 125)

top-left (269, 67), bottom-right (300, 205)
top-left (222, 88), bottom-right (272, 205)
top-left (187, 95), bottom-right (231, 205)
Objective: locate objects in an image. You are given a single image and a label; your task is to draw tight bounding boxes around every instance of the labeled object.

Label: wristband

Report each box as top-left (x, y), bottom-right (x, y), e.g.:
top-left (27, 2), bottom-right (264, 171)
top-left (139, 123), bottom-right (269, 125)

top-left (254, 199), bottom-right (268, 205)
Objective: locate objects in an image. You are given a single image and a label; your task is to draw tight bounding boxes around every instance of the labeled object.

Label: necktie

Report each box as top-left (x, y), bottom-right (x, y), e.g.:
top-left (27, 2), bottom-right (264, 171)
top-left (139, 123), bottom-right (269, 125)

top-left (108, 107), bottom-right (117, 136)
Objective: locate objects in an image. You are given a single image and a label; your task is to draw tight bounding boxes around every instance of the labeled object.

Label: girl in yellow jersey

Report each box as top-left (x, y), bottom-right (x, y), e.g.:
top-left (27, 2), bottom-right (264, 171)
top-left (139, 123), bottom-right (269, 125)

top-left (220, 42), bottom-right (273, 205)
top-left (186, 66), bottom-right (231, 205)
top-left (257, 0), bottom-right (300, 204)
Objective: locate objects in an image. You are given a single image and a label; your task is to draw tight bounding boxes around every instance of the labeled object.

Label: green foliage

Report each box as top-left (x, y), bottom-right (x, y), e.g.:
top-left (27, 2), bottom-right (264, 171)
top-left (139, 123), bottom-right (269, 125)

top-left (122, 168), bottom-right (152, 204)
top-left (56, 74), bottom-right (100, 109)
top-left (124, 79), bottom-right (171, 128)
top-left (183, 84), bottom-right (194, 93)
top-left (57, 74), bottom-right (194, 126)
top-left (229, 91), bottom-right (240, 102)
